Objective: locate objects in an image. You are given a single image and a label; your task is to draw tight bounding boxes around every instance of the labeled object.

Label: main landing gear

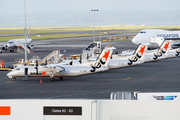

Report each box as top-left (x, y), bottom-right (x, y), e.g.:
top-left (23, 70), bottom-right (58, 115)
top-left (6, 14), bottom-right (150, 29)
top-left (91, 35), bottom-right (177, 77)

top-left (12, 77), bottom-right (16, 81)
top-left (10, 49), bottom-right (14, 52)
top-left (51, 77), bottom-right (55, 82)
top-left (51, 77), bottom-right (63, 81)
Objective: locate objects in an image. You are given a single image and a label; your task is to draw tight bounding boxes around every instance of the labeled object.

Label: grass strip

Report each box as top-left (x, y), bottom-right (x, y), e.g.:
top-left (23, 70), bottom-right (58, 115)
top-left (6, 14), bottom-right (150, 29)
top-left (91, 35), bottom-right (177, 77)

top-left (0, 33), bottom-right (103, 41)
top-left (0, 26), bottom-right (180, 35)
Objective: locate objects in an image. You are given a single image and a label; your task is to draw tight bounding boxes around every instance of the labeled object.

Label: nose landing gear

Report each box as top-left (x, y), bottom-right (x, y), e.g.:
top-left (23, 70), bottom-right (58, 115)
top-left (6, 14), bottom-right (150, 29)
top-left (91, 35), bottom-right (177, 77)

top-left (12, 77), bottom-right (16, 81)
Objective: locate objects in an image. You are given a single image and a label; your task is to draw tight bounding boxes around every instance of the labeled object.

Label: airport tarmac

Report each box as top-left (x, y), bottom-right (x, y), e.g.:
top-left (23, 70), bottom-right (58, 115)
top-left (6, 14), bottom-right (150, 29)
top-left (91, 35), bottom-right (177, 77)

top-left (0, 33), bottom-right (180, 99)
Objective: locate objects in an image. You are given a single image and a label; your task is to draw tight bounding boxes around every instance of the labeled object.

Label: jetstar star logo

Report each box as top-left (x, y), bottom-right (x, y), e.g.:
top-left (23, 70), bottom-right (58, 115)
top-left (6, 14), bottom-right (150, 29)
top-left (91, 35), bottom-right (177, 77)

top-left (42, 72), bottom-right (46, 75)
top-left (102, 50), bottom-right (110, 61)
top-left (138, 46), bottom-right (146, 56)
top-left (163, 43), bottom-right (170, 51)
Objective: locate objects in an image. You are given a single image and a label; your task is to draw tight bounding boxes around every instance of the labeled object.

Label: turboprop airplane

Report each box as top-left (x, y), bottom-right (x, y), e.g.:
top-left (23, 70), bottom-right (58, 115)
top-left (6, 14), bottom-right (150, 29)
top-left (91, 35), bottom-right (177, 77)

top-left (7, 47), bottom-right (113, 81)
top-left (0, 27), bottom-right (33, 53)
top-left (132, 29), bottom-right (180, 49)
top-left (108, 44), bottom-right (148, 69)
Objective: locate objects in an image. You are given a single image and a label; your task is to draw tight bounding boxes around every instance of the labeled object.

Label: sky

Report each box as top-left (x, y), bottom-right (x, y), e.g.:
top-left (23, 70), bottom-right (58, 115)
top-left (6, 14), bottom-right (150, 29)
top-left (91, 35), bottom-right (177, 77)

top-left (0, 0), bottom-right (180, 27)
top-left (0, 0), bottom-right (180, 16)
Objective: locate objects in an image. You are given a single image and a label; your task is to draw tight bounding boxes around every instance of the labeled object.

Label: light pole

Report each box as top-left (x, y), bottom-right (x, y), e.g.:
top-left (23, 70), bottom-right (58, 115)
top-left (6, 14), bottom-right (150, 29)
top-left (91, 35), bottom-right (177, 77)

top-left (91, 9), bottom-right (98, 43)
top-left (24, 0), bottom-right (27, 64)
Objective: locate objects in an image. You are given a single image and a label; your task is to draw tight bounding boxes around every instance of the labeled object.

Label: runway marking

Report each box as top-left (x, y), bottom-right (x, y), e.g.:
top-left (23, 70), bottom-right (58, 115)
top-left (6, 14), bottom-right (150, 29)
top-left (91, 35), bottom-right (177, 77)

top-left (6, 81), bottom-right (16, 83)
top-left (122, 77), bottom-right (132, 81)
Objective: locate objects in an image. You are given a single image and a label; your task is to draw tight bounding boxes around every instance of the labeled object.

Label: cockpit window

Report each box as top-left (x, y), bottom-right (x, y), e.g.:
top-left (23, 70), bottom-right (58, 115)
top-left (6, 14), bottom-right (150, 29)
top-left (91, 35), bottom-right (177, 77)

top-left (15, 68), bottom-right (20, 70)
top-left (140, 31), bottom-right (146, 34)
top-left (8, 42), bottom-right (14, 44)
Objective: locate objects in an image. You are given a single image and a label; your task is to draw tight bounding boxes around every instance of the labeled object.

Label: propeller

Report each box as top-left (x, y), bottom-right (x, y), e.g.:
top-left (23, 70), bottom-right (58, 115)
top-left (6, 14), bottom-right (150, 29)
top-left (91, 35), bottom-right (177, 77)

top-left (79, 54), bottom-right (82, 64)
top-left (35, 60), bottom-right (38, 76)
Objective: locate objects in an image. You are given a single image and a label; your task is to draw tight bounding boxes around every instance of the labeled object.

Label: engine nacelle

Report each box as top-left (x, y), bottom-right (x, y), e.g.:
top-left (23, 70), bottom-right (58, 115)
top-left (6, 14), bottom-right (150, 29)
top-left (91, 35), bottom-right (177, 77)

top-left (1, 46), bottom-right (8, 51)
top-left (28, 44), bottom-right (33, 49)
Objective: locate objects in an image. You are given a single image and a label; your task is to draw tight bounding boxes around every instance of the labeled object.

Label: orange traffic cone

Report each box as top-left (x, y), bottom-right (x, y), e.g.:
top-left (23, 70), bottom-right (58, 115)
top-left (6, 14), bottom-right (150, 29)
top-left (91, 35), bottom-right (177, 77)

top-left (40, 79), bottom-right (42, 84)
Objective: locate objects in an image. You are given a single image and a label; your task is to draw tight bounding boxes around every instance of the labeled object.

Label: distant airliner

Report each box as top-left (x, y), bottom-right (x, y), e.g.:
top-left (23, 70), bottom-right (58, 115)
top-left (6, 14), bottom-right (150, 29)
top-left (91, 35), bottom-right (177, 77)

top-left (0, 27), bottom-right (33, 53)
top-left (132, 29), bottom-right (180, 49)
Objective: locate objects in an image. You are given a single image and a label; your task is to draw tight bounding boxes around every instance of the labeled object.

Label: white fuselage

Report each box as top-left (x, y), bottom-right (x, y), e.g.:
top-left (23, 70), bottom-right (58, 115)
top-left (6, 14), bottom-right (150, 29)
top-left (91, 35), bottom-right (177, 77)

top-left (7, 64), bottom-right (108, 78)
top-left (108, 55), bottom-right (144, 69)
top-left (7, 38), bottom-right (32, 49)
top-left (132, 29), bottom-right (180, 49)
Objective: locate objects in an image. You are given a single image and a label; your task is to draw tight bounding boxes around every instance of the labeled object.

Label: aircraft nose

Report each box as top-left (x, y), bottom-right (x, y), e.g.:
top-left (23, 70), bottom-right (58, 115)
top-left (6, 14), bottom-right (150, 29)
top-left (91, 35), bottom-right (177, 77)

top-left (7, 71), bottom-right (14, 77)
top-left (7, 43), bottom-right (12, 48)
top-left (7, 72), bottom-right (12, 76)
top-left (132, 37), bottom-right (137, 44)
top-left (7, 43), bottom-right (10, 47)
